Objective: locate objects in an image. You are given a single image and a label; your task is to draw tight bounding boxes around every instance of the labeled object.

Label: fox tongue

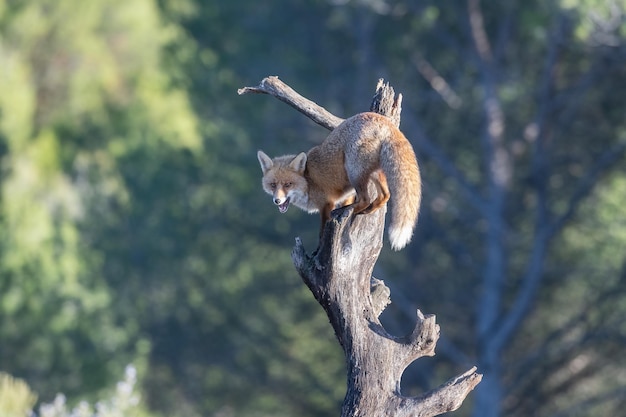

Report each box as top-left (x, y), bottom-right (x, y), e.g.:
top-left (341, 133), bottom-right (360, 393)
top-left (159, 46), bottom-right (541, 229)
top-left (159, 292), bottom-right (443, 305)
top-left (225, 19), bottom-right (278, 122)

top-left (278, 197), bottom-right (290, 213)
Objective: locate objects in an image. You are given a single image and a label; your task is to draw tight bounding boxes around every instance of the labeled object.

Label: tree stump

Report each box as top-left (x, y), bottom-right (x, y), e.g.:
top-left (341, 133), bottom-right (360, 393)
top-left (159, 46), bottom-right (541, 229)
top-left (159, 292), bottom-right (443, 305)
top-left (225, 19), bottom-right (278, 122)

top-left (239, 76), bottom-right (481, 417)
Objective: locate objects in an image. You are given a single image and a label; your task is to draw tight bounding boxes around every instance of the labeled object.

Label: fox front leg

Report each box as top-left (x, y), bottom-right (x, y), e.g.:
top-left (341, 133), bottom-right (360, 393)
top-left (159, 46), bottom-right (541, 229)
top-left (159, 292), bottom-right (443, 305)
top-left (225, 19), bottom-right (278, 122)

top-left (319, 202), bottom-right (335, 239)
top-left (311, 202), bottom-right (335, 257)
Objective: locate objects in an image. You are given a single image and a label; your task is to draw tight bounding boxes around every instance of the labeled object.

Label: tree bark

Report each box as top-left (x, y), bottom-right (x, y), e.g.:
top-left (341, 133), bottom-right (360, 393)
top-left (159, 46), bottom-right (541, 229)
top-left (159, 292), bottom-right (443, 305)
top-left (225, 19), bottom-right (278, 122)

top-left (239, 76), bottom-right (481, 417)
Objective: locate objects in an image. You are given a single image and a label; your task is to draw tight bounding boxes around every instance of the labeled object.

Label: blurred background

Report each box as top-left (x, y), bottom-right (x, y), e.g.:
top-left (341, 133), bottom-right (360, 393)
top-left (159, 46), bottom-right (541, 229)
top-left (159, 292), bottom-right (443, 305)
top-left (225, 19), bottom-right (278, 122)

top-left (1, 0), bottom-right (625, 416)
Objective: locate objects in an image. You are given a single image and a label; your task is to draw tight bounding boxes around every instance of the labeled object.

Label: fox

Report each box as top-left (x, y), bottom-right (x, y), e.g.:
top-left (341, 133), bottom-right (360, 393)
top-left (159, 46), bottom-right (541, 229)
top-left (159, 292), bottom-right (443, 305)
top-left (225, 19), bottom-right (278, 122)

top-left (257, 112), bottom-right (421, 251)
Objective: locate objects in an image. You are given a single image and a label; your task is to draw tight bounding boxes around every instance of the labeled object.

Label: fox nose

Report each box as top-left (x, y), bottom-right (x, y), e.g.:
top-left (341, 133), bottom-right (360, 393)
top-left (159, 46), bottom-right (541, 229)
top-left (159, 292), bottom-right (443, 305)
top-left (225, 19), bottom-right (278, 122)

top-left (273, 197), bottom-right (283, 205)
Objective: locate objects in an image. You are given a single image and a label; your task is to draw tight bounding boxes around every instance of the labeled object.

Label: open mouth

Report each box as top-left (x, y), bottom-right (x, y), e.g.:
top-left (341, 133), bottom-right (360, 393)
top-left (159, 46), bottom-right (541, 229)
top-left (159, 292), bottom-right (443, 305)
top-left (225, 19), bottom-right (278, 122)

top-left (278, 197), bottom-right (290, 213)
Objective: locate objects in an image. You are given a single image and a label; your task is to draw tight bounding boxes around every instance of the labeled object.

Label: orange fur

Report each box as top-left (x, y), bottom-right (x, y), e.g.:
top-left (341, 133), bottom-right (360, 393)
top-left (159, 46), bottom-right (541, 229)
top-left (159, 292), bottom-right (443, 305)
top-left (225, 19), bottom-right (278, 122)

top-left (258, 112), bottom-right (421, 250)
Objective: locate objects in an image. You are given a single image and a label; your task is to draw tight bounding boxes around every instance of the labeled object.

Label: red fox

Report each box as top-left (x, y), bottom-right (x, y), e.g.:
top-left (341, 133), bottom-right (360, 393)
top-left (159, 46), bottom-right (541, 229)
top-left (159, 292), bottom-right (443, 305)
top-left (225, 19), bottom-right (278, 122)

top-left (257, 112), bottom-right (421, 251)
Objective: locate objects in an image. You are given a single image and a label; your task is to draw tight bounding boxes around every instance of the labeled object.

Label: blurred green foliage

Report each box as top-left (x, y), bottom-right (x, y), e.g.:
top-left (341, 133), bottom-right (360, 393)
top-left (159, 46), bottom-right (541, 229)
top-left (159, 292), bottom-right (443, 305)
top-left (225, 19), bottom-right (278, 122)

top-left (0, 1), bottom-right (625, 417)
top-left (0, 372), bottom-right (37, 417)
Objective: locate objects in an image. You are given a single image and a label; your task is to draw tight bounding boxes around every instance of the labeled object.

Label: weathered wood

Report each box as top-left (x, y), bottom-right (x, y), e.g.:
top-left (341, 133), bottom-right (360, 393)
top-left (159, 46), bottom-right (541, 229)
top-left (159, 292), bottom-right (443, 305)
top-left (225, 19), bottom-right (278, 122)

top-left (237, 76), bottom-right (344, 130)
top-left (240, 76), bottom-right (481, 417)
top-left (292, 206), bottom-right (481, 417)
top-left (370, 78), bottom-right (403, 127)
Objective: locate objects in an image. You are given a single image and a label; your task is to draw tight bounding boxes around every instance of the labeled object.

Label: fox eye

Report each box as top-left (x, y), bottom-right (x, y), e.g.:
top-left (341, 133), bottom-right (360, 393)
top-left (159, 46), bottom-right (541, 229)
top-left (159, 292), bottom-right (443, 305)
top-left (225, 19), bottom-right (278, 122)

top-left (270, 182), bottom-right (277, 189)
top-left (284, 182), bottom-right (292, 188)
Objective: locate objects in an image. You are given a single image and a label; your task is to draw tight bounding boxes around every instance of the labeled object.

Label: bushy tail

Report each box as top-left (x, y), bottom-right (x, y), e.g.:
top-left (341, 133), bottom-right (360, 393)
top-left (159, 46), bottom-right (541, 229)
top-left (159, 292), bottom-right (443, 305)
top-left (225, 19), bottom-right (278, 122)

top-left (380, 138), bottom-right (421, 250)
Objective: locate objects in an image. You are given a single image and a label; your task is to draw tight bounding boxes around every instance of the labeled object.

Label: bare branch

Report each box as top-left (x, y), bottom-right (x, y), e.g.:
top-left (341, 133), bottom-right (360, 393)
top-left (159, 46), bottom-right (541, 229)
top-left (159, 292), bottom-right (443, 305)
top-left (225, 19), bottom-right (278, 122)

top-left (245, 77), bottom-right (481, 416)
top-left (412, 53), bottom-right (462, 109)
top-left (467, 0), bottom-right (510, 351)
top-left (238, 76), bottom-right (344, 130)
top-left (384, 278), bottom-right (473, 366)
top-left (491, 10), bottom-right (624, 366)
top-left (393, 367), bottom-right (482, 417)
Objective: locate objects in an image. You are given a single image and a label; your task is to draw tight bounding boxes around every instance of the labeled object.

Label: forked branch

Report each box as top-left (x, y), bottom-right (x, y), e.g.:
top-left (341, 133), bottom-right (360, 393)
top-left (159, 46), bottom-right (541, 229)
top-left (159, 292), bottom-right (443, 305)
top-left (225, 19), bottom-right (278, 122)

top-left (241, 76), bottom-right (481, 417)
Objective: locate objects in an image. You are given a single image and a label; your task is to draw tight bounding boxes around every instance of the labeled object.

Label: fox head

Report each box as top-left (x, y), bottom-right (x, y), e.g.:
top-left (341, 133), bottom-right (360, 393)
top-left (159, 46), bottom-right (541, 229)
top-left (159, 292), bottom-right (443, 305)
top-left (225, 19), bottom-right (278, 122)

top-left (257, 150), bottom-right (308, 213)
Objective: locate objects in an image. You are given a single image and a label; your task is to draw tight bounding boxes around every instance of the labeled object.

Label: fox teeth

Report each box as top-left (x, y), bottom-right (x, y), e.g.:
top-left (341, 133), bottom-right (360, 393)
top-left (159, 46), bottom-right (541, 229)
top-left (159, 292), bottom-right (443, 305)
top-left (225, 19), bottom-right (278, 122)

top-left (278, 198), bottom-right (290, 213)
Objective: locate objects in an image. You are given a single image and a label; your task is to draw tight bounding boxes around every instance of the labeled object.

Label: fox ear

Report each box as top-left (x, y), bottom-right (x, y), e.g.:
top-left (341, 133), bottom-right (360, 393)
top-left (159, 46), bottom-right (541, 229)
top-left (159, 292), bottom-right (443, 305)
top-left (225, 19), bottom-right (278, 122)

top-left (257, 150), bottom-right (273, 174)
top-left (290, 152), bottom-right (307, 173)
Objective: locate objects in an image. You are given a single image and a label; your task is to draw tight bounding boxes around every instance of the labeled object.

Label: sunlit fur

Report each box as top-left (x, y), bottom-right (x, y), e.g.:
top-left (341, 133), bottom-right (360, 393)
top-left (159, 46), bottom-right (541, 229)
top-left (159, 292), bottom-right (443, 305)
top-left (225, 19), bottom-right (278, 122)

top-left (258, 112), bottom-right (421, 251)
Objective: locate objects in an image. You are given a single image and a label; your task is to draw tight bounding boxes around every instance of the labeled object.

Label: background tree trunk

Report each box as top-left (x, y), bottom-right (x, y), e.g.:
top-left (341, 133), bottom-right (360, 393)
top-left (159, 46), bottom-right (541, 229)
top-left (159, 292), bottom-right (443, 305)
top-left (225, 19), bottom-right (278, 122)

top-left (240, 77), bottom-right (482, 417)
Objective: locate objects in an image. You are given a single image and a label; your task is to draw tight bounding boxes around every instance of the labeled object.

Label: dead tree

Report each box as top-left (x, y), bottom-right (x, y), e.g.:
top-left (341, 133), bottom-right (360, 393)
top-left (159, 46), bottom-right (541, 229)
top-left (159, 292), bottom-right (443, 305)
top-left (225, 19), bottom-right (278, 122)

top-left (239, 76), bottom-right (481, 417)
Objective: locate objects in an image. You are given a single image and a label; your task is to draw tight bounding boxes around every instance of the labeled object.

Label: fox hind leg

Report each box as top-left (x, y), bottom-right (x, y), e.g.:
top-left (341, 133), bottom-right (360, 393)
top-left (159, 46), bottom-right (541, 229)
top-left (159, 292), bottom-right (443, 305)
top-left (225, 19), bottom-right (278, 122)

top-left (347, 177), bottom-right (374, 215)
top-left (360, 171), bottom-right (390, 214)
top-left (343, 161), bottom-right (386, 215)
